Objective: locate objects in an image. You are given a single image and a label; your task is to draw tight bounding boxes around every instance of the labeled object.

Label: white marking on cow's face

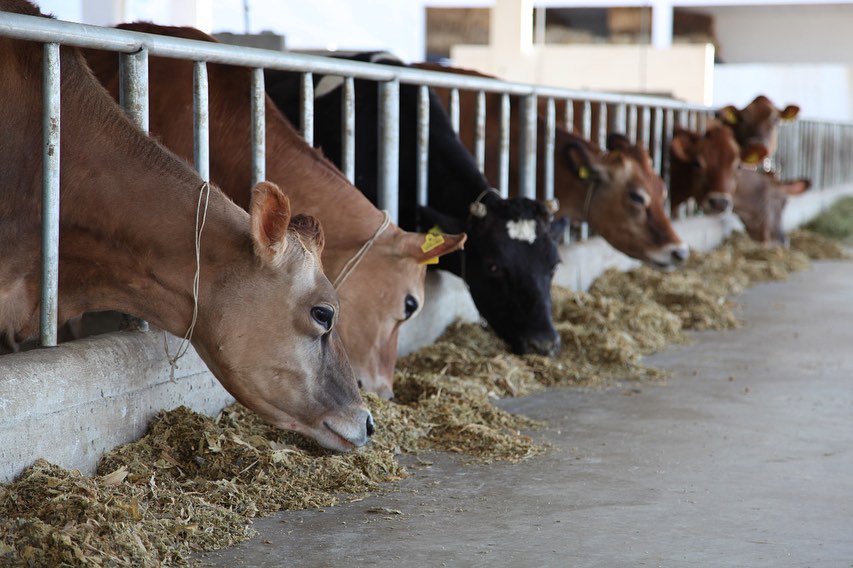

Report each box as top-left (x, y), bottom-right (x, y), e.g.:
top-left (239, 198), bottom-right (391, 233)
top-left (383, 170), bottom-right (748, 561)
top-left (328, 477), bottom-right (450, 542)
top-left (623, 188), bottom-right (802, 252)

top-left (370, 52), bottom-right (402, 64)
top-left (315, 75), bottom-right (345, 99)
top-left (506, 219), bottom-right (537, 243)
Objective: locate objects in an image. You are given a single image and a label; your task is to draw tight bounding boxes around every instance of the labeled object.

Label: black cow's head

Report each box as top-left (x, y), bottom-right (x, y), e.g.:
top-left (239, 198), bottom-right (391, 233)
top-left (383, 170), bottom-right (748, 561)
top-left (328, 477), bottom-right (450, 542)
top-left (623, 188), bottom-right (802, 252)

top-left (423, 192), bottom-right (567, 357)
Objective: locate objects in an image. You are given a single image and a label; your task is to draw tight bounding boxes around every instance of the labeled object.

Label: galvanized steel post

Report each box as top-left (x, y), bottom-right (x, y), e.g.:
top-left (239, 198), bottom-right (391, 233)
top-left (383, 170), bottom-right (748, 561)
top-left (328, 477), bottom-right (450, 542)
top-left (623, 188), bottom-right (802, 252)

top-left (341, 76), bottom-right (356, 183)
top-left (119, 48), bottom-right (149, 132)
top-left (628, 104), bottom-right (638, 144)
top-left (474, 90), bottom-right (486, 172)
top-left (449, 88), bottom-right (460, 135)
top-left (193, 60), bottom-right (210, 182)
top-left (544, 97), bottom-right (556, 201)
top-left (641, 106), bottom-right (651, 150)
top-left (563, 99), bottom-right (574, 131)
top-left (378, 78), bottom-right (400, 223)
top-left (300, 72), bottom-right (314, 146)
top-left (581, 100), bottom-right (592, 140)
top-left (498, 93), bottom-right (510, 198)
top-left (519, 93), bottom-right (538, 199)
top-left (597, 102), bottom-right (608, 150)
top-left (40, 42), bottom-right (61, 347)
top-left (250, 67), bottom-right (265, 186)
top-left (416, 84), bottom-right (430, 210)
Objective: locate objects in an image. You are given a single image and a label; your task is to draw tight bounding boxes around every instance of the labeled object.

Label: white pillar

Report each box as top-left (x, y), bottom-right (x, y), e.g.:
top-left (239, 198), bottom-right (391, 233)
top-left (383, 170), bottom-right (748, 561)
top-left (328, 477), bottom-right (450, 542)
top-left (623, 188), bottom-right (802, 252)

top-left (168, 0), bottom-right (214, 33)
top-left (491, 0), bottom-right (534, 55)
top-left (651, 0), bottom-right (673, 49)
top-left (81, 0), bottom-right (126, 27)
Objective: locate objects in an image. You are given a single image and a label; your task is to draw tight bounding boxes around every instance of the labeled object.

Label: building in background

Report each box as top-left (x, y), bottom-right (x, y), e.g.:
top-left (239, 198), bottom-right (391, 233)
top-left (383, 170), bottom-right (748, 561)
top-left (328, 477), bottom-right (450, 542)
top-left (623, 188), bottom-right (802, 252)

top-left (31, 0), bottom-right (853, 120)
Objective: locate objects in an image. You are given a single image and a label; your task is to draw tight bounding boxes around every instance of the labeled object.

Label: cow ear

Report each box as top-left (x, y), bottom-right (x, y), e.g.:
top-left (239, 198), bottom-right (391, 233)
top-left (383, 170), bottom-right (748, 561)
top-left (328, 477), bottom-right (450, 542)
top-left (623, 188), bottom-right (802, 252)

top-left (719, 105), bottom-right (739, 125)
top-left (563, 141), bottom-right (601, 182)
top-left (289, 214), bottom-right (325, 256)
top-left (780, 105), bottom-right (800, 121)
top-left (741, 143), bottom-right (769, 165)
top-left (400, 230), bottom-right (467, 265)
top-left (419, 206), bottom-right (467, 234)
top-left (548, 215), bottom-right (570, 245)
top-left (670, 130), bottom-right (696, 163)
top-left (250, 181), bottom-right (292, 266)
top-left (605, 133), bottom-right (631, 153)
top-left (780, 178), bottom-right (810, 195)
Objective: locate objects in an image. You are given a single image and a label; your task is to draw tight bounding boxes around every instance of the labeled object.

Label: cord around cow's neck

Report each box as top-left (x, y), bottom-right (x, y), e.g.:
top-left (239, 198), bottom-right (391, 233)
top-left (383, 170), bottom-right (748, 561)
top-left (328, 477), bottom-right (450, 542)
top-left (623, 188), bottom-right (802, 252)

top-left (164, 180), bottom-right (210, 381)
top-left (333, 210), bottom-right (391, 290)
top-left (581, 178), bottom-right (599, 224)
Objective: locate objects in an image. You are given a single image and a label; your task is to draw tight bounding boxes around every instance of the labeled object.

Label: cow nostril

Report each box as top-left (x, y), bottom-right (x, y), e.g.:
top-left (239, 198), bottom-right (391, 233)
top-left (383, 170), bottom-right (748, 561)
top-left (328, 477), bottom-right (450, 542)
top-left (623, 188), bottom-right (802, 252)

top-left (671, 246), bottom-right (689, 263)
top-left (365, 413), bottom-right (375, 437)
top-left (357, 379), bottom-right (363, 389)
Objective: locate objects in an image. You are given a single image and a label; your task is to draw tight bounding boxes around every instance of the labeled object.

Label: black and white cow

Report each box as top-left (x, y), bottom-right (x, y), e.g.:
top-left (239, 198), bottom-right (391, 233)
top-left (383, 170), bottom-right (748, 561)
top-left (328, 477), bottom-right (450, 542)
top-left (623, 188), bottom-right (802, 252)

top-left (265, 52), bottom-right (567, 356)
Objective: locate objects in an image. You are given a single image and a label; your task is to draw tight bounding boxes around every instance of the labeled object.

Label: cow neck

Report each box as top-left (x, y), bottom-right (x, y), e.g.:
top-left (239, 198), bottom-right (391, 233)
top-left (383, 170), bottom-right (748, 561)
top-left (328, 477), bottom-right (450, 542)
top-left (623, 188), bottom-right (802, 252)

top-left (263, 111), bottom-right (388, 280)
top-left (58, 82), bottom-right (249, 342)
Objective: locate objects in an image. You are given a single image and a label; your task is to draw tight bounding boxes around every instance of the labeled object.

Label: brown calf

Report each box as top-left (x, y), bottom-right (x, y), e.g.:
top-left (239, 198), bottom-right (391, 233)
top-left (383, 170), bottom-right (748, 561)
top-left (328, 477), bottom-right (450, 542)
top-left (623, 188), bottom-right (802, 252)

top-left (733, 169), bottom-right (810, 246)
top-left (669, 122), bottom-right (768, 216)
top-left (0, 0), bottom-right (371, 451)
top-left (85, 25), bottom-right (465, 399)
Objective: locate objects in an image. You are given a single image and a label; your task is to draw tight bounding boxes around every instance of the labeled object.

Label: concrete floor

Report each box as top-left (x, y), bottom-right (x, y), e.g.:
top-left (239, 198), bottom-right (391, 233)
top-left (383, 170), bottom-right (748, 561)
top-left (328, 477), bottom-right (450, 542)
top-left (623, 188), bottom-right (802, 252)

top-left (198, 260), bottom-right (853, 568)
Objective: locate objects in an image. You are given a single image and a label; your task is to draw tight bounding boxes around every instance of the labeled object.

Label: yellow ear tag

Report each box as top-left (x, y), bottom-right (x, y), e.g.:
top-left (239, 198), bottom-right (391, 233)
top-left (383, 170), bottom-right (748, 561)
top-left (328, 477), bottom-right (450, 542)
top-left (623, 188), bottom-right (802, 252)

top-left (743, 152), bottom-right (761, 165)
top-left (722, 108), bottom-right (738, 124)
top-left (578, 166), bottom-right (589, 180)
top-left (420, 229), bottom-right (445, 264)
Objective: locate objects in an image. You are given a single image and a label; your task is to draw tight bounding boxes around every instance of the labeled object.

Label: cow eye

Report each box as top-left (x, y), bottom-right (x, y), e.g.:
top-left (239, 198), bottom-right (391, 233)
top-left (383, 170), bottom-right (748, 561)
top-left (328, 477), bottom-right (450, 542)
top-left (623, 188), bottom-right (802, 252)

top-left (404, 294), bottom-right (419, 320)
top-left (311, 305), bottom-right (334, 332)
top-left (629, 190), bottom-right (647, 206)
top-left (487, 263), bottom-right (503, 277)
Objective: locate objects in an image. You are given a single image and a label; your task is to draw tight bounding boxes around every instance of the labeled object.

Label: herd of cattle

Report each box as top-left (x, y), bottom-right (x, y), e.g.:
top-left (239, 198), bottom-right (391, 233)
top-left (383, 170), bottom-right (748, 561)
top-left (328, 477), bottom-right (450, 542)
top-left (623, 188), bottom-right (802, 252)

top-left (0, 0), bottom-right (807, 453)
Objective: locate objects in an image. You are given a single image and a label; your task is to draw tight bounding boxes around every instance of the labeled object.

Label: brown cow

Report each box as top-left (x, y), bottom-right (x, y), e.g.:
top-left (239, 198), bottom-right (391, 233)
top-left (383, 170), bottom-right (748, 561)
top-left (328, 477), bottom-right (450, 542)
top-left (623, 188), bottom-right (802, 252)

top-left (85, 25), bottom-right (466, 400)
top-left (419, 63), bottom-right (689, 269)
top-left (669, 122), bottom-right (768, 216)
top-left (733, 169), bottom-right (810, 246)
top-left (1, 0), bottom-right (371, 451)
top-left (719, 95), bottom-right (800, 162)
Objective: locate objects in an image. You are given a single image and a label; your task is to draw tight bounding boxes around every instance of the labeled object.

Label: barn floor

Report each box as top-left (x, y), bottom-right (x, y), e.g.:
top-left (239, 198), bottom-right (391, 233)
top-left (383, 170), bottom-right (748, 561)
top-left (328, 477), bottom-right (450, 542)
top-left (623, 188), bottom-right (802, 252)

top-left (197, 259), bottom-right (853, 568)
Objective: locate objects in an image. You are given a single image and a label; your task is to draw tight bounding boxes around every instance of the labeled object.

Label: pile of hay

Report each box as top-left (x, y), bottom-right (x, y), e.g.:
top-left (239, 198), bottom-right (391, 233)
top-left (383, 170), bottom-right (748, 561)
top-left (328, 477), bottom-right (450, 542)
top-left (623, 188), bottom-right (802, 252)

top-left (803, 196), bottom-right (853, 243)
top-left (0, 228), bottom-right (845, 566)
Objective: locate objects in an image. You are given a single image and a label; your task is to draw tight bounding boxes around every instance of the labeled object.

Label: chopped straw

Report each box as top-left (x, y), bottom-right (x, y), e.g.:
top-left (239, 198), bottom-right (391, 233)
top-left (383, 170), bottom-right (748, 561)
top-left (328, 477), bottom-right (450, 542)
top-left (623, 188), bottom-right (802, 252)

top-left (0, 228), bottom-right (846, 565)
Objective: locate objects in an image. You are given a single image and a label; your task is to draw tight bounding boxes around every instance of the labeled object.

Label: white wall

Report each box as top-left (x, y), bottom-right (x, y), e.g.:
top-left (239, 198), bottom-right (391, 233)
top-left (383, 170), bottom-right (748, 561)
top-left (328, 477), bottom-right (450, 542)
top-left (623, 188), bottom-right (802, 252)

top-left (714, 63), bottom-right (853, 121)
top-left (694, 4), bottom-right (853, 65)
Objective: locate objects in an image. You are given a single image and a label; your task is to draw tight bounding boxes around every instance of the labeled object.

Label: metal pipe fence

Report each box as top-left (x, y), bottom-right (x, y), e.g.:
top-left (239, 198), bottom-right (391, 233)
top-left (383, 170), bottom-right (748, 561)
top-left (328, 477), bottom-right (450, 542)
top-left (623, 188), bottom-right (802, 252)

top-left (3, 11), bottom-right (853, 347)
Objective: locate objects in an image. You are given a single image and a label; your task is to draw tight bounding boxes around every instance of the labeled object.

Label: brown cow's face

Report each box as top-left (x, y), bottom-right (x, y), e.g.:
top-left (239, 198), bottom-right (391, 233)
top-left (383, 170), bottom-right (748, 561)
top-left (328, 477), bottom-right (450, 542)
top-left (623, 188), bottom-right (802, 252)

top-left (734, 170), bottom-right (810, 246)
top-left (720, 95), bottom-right (800, 160)
top-left (572, 136), bottom-right (688, 270)
top-left (335, 226), bottom-right (466, 399)
top-left (671, 126), bottom-right (767, 215)
top-left (197, 183), bottom-right (373, 452)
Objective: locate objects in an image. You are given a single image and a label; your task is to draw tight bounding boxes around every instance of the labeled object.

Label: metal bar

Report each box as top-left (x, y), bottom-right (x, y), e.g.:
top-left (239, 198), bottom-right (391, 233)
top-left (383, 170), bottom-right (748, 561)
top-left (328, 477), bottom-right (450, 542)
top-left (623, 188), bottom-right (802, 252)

top-left (564, 99), bottom-right (574, 132)
top-left (628, 104), bottom-right (638, 143)
top-left (641, 106), bottom-right (651, 150)
top-left (40, 42), bottom-right (60, 347)
top-left (416, 84), bottom-right (430, 210)
top-left (118, 48), bottom-right (148, 132)
top-left (598, 102), bottom-right (608, 150)
top-left (341, 76), bottom-right (356, 183)
top-left (193, 60), bottom-right (210, 182)
top-left (377, 79), bottom-right (400, 223)
top-left (615, 103), bottom-right (627, 136)
top-left (300, 71), bottom-right (313, 146)
top-left (652, 107), bottom-right (663, 174)
top-left (474, 90), bottom-right (486, 172)
top-left (449, 88), bottom-right (460, 135)
top-left (519, 93), bottom-right (538, 199)
top-left (250, 67), bottom-right (265, 186)
top-left (582, 100), bottom-right (592, 140)
top-left (544, 97), bottom-right (556, 201)
top-left (498, 93), bottom-right (510, 198)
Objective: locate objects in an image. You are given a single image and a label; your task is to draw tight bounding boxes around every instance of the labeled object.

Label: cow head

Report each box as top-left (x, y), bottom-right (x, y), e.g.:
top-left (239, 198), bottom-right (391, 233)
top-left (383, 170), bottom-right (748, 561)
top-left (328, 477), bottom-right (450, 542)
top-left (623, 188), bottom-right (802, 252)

top-left (336, 225), bottom-right (466, 399)
top-left (670, 124), bottom-right (768, 215)
top-left (422, 193), bottom-right (566, 357)
top-left (561, 134), bottom-right (688, 270)
top-left (719, 95), bottom-right (800, 160)
top-left (733, 170), bottom-right (810, 246)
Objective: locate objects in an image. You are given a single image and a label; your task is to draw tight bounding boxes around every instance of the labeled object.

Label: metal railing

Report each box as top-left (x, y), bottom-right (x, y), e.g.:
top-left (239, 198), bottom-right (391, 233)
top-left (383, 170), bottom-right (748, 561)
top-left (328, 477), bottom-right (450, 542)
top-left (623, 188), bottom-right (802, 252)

top-left (2, 10), bottom-right (853, 347)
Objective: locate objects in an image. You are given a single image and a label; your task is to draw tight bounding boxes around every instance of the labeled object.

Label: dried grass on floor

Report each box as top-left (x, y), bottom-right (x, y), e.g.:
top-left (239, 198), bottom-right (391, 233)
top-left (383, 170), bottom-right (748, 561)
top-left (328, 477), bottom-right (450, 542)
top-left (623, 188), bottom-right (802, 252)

top-left (0, 229), bottom-right (844, 566)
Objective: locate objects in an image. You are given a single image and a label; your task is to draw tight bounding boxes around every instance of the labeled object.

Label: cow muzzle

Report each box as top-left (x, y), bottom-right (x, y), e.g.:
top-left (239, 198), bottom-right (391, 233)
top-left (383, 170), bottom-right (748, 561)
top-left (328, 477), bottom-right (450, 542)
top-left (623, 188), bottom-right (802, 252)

top-left (519, 331), bottom-right (561, 358)
top-left (703, 193), bottom-right (733, 215)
